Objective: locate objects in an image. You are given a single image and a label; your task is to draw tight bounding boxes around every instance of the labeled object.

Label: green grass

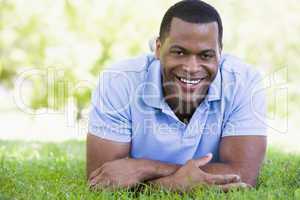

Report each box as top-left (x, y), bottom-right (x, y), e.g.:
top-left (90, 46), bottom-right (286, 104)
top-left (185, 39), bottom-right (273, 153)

top-left (1, 140), bottom-right (300, 200)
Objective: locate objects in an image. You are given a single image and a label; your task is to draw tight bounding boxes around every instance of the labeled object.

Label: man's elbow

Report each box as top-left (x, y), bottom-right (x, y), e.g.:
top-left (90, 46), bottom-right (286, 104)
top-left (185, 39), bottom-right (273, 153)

top-left (243, 176), bottom-right (258, 187)
top-left (86, 165), bottom-right (93, 181)
top-left (239, 168), bottom-right (261, 187)
top-left (86, 162), bottom-right (102, 181)
top-left (231, 163), bottom-right (261, 187)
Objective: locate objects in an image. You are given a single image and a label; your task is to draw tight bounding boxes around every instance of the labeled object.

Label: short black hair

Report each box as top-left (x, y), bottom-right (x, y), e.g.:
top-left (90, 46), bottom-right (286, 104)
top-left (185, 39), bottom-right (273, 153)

top-left (159, 0), bottom-right (223, 48)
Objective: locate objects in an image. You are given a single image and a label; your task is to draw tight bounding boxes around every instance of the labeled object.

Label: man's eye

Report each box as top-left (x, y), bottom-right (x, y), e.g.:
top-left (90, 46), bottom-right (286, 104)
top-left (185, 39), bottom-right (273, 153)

top-left (171, 50), bottom-right (184, 56)
top-left (201, 54), bottom-right (213, 60)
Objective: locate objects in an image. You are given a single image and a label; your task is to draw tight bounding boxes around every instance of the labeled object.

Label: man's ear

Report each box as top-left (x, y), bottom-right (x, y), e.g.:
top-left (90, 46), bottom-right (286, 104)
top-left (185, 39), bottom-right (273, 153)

top-left (155, 38), bottom-right (162, 60)
top-left (217, 45), bottom-right (222, 59)
top-left (218, 43), bottom-right (223, 56)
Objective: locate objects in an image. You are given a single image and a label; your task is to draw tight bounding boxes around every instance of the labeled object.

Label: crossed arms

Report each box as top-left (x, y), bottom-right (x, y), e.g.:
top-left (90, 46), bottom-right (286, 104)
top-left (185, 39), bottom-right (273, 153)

top-left (86, 133), bottom-right (266, 192)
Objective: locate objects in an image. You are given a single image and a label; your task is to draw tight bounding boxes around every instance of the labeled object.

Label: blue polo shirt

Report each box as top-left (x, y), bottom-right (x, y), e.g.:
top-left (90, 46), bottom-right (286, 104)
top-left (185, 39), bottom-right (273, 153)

top-left (88, 54), bottom-right (267, 164)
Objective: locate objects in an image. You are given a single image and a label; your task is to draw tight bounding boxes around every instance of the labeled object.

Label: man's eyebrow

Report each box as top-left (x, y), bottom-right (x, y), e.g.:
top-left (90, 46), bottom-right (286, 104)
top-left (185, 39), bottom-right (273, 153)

top-left (169, 45), bottom-right (216, 54)
top-left (171, 46), bottom-right (215, 53)
top-left (200, 49), bottom-right (216, 54)
top-left (169, 45), bottom-right (186, 50)
top-left (198, 49), bottom-right (215, 53)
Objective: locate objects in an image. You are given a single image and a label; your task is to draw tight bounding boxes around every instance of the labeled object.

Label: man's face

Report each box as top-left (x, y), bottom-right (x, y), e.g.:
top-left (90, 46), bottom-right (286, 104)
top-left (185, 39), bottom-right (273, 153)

top-left (155, 17), bottom-right (221, 114)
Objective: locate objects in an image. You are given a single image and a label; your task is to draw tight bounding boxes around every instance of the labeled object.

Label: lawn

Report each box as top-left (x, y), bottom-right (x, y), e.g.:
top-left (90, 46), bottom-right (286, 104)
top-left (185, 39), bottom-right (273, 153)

top-left (0, 140), bottom-right (300, 200)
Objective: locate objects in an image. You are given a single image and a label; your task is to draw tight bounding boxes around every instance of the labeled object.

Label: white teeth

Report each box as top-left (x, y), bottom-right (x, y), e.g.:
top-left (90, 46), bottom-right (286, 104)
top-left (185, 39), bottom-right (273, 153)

top-left (180, 78), bottom-right (201, 84)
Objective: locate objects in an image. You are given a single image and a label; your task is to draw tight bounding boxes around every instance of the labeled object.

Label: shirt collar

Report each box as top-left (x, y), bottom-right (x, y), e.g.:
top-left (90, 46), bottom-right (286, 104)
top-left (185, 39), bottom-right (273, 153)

top-left (207, 60), bottom-right (222, 102)
top-left (207, 55), bottom-right (227, 102)
top-left (142, 57), bottom-right (164, 109)
top-left (142, 55), bottom-right (224, 109)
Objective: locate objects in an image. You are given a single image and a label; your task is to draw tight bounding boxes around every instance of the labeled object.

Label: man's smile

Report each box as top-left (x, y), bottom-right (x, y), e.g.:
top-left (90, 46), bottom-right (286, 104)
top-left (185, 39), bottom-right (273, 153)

top-left (174, 75), bottom-right (208, 92)
top-left (176, 75), bottom-right (207, 85)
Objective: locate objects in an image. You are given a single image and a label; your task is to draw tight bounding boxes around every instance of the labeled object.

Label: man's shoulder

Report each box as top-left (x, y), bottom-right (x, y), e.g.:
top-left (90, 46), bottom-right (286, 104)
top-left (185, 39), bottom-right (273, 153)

top-left (96, 54), bottom-right (156, 99)
top-left (221, 54), bottom-right (263, 84)
top-left (107, 53), bottom-right (156, 73)
top-left (220, 54), bottom-right (265, 105)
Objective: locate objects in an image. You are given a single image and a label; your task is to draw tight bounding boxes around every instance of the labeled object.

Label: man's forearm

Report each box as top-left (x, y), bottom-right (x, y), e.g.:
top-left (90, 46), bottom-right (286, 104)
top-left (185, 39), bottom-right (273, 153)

top-left (134, 159), bottom-right (181, 182)
top-left (200, 162), bottom-right (258, 186)
top-left (148, 162), bottom-right (255, 191)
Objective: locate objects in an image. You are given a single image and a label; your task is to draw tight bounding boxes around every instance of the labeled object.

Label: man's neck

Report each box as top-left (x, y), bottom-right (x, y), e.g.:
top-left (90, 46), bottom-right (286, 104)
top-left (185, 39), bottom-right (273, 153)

top-left (165, 98), bottom-right (203, 124)
top-left (176, 112), bottom-right (193, 124)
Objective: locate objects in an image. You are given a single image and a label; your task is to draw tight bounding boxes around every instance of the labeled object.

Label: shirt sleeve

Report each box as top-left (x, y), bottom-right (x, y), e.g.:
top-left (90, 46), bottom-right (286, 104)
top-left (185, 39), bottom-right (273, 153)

top-left (222, 71), bottom-right (267, 137)
top-left (88, 70), bottom-right (132, 142)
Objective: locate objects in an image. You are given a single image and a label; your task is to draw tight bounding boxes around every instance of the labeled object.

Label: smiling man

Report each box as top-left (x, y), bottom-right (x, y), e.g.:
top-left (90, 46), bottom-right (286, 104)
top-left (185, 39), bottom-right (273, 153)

top-left (87, 0), bottom-right (267, 192)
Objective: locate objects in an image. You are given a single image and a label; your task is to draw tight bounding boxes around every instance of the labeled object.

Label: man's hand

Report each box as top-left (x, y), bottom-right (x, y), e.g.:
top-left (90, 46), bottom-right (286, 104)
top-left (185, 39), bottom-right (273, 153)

top-left (88, 158), bottom-right (144, 190)
top-left (150, 153), bottom-right (250, 192)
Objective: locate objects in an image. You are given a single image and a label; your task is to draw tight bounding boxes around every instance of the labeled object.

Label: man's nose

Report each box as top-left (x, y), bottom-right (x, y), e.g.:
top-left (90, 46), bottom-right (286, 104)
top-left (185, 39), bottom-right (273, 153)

top-left (183, 55), bottom-right (200, 73)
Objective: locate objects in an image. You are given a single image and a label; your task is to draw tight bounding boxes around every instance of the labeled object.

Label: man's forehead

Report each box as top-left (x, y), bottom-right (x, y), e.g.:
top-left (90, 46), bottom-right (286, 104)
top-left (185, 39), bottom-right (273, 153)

top-left (169, 17), bottom-right (219, 36)
top-left (164, 18), bottom-right (219, 49)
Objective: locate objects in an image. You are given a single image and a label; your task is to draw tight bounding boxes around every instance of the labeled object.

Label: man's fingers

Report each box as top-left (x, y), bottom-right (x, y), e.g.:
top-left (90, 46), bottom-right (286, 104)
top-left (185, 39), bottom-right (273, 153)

top-left (218, 182), bottom-right (252, 192)
top-left (89, 171), bottom-right (105, 187)
top-left (206, 174), bottom-right (241, 185)
top-left (194, 153), bottom-right (213, 167)
top-left (89, 165), bottom-right (104, 181)
top-left (89, 178), bottom-right (111, 191)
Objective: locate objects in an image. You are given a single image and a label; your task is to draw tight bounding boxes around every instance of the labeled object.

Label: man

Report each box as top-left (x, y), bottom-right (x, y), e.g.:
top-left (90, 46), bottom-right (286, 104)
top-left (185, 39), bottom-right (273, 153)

top-left (87, 0), bottom-right (267, 192)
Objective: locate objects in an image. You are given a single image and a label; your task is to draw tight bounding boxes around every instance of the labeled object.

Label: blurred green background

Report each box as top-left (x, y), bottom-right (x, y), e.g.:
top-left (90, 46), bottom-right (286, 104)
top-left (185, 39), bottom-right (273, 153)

top-left (0, 0), bottom-right (299, 149)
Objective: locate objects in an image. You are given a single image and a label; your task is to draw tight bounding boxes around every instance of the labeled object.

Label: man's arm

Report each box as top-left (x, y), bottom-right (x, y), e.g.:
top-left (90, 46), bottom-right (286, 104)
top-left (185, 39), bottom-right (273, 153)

top-left (200, 135), bottom-right (267, 186)
top-left (86, 133), bottom-right (130, 178)
top-left (86, 133), bottom-right (180, 188)
top-left (87, 133), bottom-right (240, 190)
top-left (152, 136), bottom-right (266, 191)
top-left (149, 136), bottom-right (265, 191)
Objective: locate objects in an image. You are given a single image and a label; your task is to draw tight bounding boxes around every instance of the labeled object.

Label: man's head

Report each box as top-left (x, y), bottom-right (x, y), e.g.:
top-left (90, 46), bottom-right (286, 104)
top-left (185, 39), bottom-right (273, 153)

top-left (155, 0), bottom-right (223, 117)
top-left (158, 0), bottom-right (223, 48)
